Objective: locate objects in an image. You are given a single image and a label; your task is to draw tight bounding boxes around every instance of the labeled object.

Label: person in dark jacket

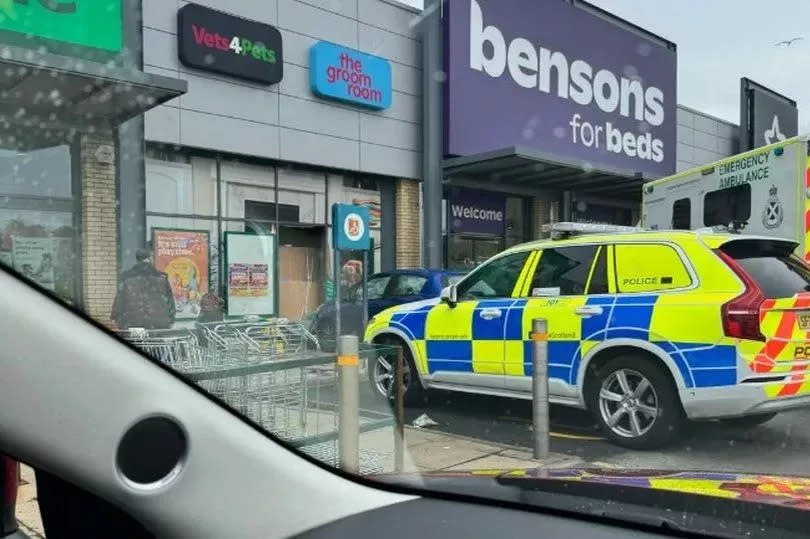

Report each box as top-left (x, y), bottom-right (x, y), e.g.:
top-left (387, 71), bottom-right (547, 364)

top-left (111, 248), bottom-right (176, 330)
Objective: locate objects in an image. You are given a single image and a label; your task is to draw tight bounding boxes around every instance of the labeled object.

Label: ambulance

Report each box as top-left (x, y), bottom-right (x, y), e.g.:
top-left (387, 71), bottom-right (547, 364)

top-left (642, 135), bottom-right (810, 260)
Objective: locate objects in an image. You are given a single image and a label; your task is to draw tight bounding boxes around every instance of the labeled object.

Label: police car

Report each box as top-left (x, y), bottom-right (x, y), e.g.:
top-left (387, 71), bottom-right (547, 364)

top-left (364, 223), bottom-right (810, 448)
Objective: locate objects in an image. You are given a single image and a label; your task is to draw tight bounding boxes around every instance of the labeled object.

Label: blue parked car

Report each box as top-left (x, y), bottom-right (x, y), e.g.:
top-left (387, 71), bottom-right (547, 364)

top-left (308, 269), bottom-right (465, 341)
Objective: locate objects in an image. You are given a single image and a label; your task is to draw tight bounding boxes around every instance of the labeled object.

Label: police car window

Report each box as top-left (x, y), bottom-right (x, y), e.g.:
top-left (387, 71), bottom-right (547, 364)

top-left (704, 184), bottom-right (751, 227)
top-left (388, 274), bottom-right (428, 296)
top-left (587, 246), bottom-right (609, 294)
top-left (614, 244), bottom-right (692, 292)
top-left (456, 252), bottom-right (529, 299)
top-left (529, 246), bottom-right (597, 296)
top-left (672, 198), bottom-right (691, 230)
top-left (721, 241), bottom-right (810, 299)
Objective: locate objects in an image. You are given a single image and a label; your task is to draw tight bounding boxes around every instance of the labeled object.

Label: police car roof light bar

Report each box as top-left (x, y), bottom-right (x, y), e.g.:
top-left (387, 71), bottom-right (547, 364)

top-left (545, 222), bottom-right (645, 239)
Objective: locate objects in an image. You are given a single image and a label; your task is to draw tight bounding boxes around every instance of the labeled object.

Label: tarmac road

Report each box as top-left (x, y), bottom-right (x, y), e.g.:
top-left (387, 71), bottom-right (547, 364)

top-left (340, 381), bottom-right (810, 477)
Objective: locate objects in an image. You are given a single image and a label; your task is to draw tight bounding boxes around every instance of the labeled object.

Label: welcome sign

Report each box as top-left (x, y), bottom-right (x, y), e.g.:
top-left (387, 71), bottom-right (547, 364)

top-left (310, 41), bottom-right (392, 110)
top-left (444, 0), bottom-right (677, 177)
top-left (448, 188), bottom-right (506, 235)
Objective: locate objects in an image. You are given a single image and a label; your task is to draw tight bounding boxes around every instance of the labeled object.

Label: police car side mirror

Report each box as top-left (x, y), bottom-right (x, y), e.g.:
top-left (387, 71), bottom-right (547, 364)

top-left (440, 285), bottom-right (458, 308)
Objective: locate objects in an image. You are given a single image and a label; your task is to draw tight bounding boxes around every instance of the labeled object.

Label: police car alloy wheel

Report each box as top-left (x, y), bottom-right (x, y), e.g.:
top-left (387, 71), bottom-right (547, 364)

top-left (592, 356), bottom-right (683, 449)
top-left (598, 368), bottom-right (659, 438)
top-left (371, 352), bottom-right (411, 398)
top-left (368, 339), bottom-right (425, 406)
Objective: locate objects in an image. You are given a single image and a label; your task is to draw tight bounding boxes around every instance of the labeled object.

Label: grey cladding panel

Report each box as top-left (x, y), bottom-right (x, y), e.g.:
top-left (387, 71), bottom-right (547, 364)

top-left (279, 94), bottom-right (360, 140)
top-left (279, 0), bottom-right (358, 48)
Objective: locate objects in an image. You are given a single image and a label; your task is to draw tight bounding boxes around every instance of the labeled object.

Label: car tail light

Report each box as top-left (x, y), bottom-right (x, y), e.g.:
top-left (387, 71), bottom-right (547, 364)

top-left (715, 249), bottom-right (766, 341)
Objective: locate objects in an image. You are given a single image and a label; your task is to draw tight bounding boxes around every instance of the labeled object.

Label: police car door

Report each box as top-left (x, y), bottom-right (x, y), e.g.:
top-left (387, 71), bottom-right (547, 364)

top-left (424, 251), bottom-right (531, 388)
top-left (506, 245), bottom-right (610, 397)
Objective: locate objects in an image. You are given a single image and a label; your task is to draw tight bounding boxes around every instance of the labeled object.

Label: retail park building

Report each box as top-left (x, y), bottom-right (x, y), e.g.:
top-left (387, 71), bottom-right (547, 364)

top-left (0, 0), bottom-right (757, 324)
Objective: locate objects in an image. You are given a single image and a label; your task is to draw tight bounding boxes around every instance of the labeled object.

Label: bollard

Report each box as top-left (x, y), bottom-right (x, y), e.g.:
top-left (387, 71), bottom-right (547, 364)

top-left (393, 345), bottom-right (405, 472)
top-left (337, 335), bottom-right (360, 472)
top-left (531, 318), bottom-right (550, 459)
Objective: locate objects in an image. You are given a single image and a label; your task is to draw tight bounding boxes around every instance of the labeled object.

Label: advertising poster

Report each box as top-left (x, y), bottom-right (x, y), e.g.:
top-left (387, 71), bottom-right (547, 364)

top-left (11, 237), bottom-right (55, 291)
top-left (152, 228), bottom-right (210, 320)
top-left (225, 232), bottom-right (276, 317)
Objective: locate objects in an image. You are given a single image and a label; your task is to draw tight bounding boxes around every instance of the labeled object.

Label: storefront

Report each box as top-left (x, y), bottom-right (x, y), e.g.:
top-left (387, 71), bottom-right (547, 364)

top-left (0, 0), bottom-right (185, 322)
top-left (443, 186), bottom-right (531, 270)
top-left (141, 1), bottom-right (422, 321)
top-left (433, 0), bottom-right (679, 247)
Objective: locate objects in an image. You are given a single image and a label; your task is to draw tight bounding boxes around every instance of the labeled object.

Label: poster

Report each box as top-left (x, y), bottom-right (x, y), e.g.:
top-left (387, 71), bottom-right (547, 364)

top-left (152, 228), bottom-right (210, 320)
top-left (11, 237), bottom-right (55, 291)
top-left (225, 232), bottom-right (276, 317)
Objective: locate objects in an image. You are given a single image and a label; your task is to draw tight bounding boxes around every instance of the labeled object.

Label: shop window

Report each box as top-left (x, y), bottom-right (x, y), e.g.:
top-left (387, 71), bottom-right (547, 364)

top-left (704, 184), bottom-right (751, 228)
top-left (672, 198), bottom-right (691, 230)
top-left (456, 251), bottom-right (530, 300)
top-left (343, 176), bottom-right (379, 191)
top-left (0, 145), bottom-right (72, 198)
top-left (388, 274), bottom-right (428, 297)
top-left (614, 243), bottom-right (692, 293)
top-left (505, 197), bottom-right (527, 248)
top-left (145, 160), bottom-right (193, 215)
top-left (0, 209), bottom-right (76, 304)
top-left (244, 200), bottom-right (300, 223)
top-left (528, 245), bottom-right (598, 296)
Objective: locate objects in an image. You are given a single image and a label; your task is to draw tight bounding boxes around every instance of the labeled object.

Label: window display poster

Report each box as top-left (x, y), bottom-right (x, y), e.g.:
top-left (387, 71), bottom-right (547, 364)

top-left (11, 237), bottom-right (55, 291)
top-left (153, 228), bottom-right (210, 320)
top-left (225, 232), bottom-right (276, 316)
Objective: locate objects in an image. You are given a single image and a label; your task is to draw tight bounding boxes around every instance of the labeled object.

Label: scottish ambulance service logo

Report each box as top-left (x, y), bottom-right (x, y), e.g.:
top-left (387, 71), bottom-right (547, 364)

top-left (762, 185), bottom-right (784, 229)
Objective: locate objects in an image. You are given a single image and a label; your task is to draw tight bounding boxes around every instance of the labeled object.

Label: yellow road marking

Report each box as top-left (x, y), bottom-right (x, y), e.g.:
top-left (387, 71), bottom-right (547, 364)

top-left (550, 432), bottom-right (605, 441)
top-left (495, 416), bottom-right (606, 441)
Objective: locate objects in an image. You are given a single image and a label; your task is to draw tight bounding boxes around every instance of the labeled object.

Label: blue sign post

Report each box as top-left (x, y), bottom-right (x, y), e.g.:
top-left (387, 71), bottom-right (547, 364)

top-left (331, 204), bottom-right (371, 339)
top-left (310, 41), bottom-right (392, 110)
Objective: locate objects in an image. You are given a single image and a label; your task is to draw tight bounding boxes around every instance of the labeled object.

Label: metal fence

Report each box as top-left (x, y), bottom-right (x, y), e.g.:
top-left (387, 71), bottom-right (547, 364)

top-left (119, 319), bottom-right (404, 474)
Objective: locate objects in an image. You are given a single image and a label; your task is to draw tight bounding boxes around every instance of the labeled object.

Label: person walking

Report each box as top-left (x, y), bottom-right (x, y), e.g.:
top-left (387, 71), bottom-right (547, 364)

top-left (111, 248), bottom-right (176, 330)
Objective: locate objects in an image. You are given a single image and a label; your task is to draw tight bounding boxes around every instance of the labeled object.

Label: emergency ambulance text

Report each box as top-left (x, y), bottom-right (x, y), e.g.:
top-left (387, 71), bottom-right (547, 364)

top-left (717, 152), bottom-right (770, 189)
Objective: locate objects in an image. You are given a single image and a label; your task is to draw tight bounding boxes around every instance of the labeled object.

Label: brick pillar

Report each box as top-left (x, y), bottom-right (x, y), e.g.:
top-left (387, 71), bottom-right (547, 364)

top-left (395, 179), bottom-right (421, 268)
top-left (80, 132), bottom-right (118, 325)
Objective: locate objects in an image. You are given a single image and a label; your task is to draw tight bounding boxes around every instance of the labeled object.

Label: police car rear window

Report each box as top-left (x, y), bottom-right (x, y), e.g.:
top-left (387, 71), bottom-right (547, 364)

top-left (721, 240), bottom-right (810, 299)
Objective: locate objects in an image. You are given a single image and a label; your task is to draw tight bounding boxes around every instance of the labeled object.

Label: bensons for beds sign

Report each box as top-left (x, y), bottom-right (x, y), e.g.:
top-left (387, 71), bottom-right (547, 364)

top-left (444, 0), bottom-right (677, 176)
top-left (310, 41), bottom-right (392, 110)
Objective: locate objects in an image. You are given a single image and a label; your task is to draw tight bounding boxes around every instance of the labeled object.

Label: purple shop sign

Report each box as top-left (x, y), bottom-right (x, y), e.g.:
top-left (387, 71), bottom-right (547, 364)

top-left (444, 0), bottom-right (677, 177)
top-left (448, 188), bottom-right (506, 235)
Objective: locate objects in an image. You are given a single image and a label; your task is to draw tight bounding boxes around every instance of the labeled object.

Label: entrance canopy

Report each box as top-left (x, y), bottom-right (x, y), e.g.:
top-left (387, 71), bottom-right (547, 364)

top-left (0, 44), bottom-right (186, 149)
top-left (443, 146), bottom-right (648, 199)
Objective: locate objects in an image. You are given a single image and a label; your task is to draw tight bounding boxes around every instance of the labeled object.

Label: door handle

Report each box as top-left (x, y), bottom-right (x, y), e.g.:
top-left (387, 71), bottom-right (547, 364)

top-left (575, 306), bottom-right (603, 318)
top-left (479, 308), bottom-right (502, 320)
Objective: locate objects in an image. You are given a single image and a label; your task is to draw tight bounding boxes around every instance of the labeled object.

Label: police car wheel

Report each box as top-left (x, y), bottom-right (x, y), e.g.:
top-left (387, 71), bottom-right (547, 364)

top-left (368, 340), bottom-right (425, 406)
top-left (592, 356), bottom-right (682, 449)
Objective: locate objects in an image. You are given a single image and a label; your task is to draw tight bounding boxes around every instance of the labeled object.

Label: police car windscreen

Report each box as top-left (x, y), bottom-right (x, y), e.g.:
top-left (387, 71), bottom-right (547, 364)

top-left (720, 240), bottom-right (810, 299)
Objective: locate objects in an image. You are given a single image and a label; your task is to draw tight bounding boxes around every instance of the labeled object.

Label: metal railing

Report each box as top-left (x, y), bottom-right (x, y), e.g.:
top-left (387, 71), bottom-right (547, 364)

top-left (119, 320), bottom-right (406, 474)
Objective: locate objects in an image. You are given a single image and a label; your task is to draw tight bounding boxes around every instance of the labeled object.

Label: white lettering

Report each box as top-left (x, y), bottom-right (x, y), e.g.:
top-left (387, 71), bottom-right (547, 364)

top-left (450, 203), bottom-right (504, 222)
top-left (467, 0), bottom-right (669, 165)
top-left (593, 69), bottom-right (620, 113)
top-left (469, 0), bottom-right (505, 77)
top-left (620, 78), bottom-right (644, 120)
top-left (569, 59), bottom-right (593, 106)
top-left (507, 37), bottom-right (537, 89)
top-left (538, 48), bottom-right (568, 97)
top-left (644, 86), bottom-right (665, 126)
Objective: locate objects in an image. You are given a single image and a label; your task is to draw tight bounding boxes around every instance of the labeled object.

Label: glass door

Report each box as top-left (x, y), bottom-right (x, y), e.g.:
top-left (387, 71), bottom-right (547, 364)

top-left (448, 235), bottom-right (504, 271)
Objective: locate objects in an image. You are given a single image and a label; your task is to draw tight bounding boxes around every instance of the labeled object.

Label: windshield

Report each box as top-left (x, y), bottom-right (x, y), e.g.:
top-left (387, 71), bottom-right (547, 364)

top-left (5, 0), bottom-right (810, 535)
